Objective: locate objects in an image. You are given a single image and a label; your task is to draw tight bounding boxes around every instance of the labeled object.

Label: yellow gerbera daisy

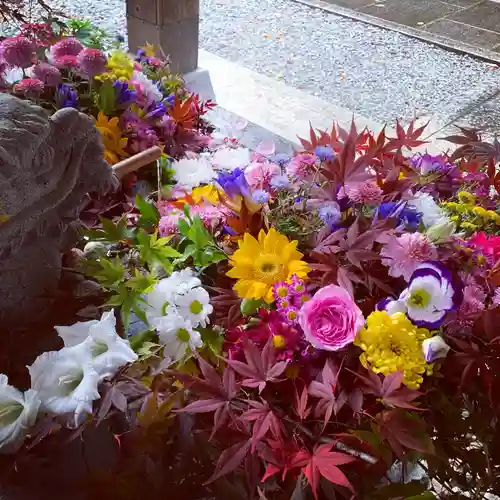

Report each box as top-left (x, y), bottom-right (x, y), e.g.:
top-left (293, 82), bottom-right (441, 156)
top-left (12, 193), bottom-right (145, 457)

top-left (95, 112), bottom-right (129, 165)
top-left (227, 228), bottom-right (310, 303)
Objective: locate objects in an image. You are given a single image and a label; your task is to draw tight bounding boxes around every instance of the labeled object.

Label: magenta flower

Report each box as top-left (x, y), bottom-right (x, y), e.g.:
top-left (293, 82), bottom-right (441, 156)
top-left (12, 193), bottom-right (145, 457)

top-left (30, 63), bottom-right (61, 86)
top-left (158, 204), bottom-right (230, 235)
top-left (14, 78), bottom-right (44, 96)
top-left (380, 233), bottom-right (437, 281)
top-left (0, 36), bottom-right (35, 68)
top-left (53, 55), bottom-right (79, 70)
top-left (346, 181), bottom-right (383, 204)
top-left (76, 48), bottom-right (107, 77)
top-left (244, 161), bottom-right (280, 189)
top-left (298, 284), bottom-right (364, 351)
top-left (50, 37), bottom-right (84, 59)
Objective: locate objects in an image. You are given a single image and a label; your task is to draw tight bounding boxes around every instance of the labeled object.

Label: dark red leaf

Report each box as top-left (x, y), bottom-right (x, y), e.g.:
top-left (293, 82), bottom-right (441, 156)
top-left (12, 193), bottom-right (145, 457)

top-left (177, 398), bottom-right (225, 414)
top-left (205, 439), bottom-right (251, 484)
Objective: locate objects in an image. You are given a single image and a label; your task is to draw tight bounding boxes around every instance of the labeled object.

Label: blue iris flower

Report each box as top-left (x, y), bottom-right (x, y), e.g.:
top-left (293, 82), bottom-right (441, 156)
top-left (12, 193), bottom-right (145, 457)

top-left (113, 80), bottom-right (137, 107)
top-left (55, 84), bottom-right (78, 109)
top-left (377, 201), bottom-right (422, 230)
top-left (217, 168), bottom-right (250, 198)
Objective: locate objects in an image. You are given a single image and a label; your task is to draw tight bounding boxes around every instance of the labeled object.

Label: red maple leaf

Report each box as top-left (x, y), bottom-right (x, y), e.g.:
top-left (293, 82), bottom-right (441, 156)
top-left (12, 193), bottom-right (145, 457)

top-left (226, 337), bottom-right (288, 393)
top-left (288, 444), bottom-right (357, 499)
top-left (240, 400), bottom-right (283, 452)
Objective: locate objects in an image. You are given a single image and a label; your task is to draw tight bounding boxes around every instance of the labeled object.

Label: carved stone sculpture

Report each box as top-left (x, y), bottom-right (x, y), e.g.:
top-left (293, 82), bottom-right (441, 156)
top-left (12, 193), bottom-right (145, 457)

top-left (0, 94), bottom-right (116, 326)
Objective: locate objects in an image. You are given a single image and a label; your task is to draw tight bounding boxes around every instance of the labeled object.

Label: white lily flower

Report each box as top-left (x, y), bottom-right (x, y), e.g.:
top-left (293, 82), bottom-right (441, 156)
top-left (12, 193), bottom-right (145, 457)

top-left (0, 375), bottom-right (40, 453)
top-left (174, 286), bottom-right (213, 328)
top-left (28, 348), bottom-right (100, 427)
top-left (157, 314), bottom-right (203, 364)
top-left (56, 311), bottom-right (138, 380)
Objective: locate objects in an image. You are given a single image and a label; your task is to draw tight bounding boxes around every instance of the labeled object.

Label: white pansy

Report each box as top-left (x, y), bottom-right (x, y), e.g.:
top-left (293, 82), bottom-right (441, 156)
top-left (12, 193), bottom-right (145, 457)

top-left (131, 70), bottom-right (163, 102)
top-left (28, 348), bottom-right (100, 427)
top-left (174, 286), bottom-right (213, 328)
top-left (158, 314), bottom-right (203, 363)
top-left (422, 336), bottom-right (450, 363)
top-left (56, 311), bottom-right (138, 380)
top-left (0, 375), bottom-right (40, 454)
top-left (172, 157), bottom-right (216, 190)
top-left (211, 147), bottom-right (251, 171)
top-left (407, 192), bottom-right (448, 228)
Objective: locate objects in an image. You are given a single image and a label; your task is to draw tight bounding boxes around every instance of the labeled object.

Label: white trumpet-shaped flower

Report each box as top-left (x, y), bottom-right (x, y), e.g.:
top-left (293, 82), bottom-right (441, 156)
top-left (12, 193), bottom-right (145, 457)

top-left (28, 348), bottom-right (100, 427)
top-left (0, 375), bottom-right (40, 453)
top-left (56, 310), bottom-right (138, 380)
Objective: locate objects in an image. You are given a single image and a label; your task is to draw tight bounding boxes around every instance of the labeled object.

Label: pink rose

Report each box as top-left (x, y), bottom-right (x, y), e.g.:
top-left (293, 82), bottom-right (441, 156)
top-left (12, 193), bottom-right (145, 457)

top-left (298, 285), bottom-right (364, 351)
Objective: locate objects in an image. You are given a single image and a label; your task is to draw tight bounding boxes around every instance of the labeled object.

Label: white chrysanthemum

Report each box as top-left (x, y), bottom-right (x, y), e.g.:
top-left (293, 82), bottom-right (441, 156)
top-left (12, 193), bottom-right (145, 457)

top-left (174, 286), bottom-right (213, 328)
top-left (211, 147), bottom-right (251, 171)
top-left (157, 314), bottom-right (203, 364)
top-left (131, 70), bottom-right (163, 102)
top-left (56, 311), bottom-right (138, 380)
top-left (28, 348), bottom-right (100, 427)
top-left (144, 269), bottom-right (202, 327)
top-left (172, 157), bottom-right (216, 190)
top-left (0, 375), bottom-right (40, 454)
top-left (407, 192), bottom-right (448, 228)
top-left (2, 67), bottom-right (23, 84)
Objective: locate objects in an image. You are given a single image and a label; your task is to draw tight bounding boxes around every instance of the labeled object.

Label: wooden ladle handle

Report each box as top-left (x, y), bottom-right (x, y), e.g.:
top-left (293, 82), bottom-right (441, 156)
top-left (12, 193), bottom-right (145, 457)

top-left (112, 146), bottom-right (163, 179)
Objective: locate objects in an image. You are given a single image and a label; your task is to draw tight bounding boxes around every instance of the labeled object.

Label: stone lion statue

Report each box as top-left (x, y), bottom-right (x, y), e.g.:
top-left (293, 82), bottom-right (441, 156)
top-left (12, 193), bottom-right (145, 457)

top-left (0, 94), bottom-right (116, 326)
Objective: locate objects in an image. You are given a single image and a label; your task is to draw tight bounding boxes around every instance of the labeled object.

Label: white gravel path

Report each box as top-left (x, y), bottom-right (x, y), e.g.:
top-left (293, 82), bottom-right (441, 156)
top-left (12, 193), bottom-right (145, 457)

top-left (43, 0), bottom-right (500, 125)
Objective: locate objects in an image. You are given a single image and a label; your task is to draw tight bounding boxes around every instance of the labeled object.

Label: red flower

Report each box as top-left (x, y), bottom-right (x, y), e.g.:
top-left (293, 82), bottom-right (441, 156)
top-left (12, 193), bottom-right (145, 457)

top-left (470, 232), bottom-right (500, 262)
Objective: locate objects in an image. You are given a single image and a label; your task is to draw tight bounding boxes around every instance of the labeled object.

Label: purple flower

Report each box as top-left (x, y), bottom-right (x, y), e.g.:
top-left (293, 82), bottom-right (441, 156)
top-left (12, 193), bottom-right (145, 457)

top-left (252, 189), bottom-right (270, 204)
top-left (270, 153), bottom-right (291, 166)
top-left (314, 146), bottom-right (336, 161)
top-left (377, 201), bottom-right (422, 231)
top-left (422, 336), bottom-right (450, 363)
top-left (318, 201), bottom-right (341, 225)
top-left (217, 168), bottom-right (250, 198)
top-left (55, 83), bottom-right (78, 109)
top-left (270, 174), bottom-right (291, 190)
top-left (113, 80), bottom-right (137, 107)
top-left (144, 100), bottom-right (168, 119)
top-left (411, 153), bottom-right (448, 175)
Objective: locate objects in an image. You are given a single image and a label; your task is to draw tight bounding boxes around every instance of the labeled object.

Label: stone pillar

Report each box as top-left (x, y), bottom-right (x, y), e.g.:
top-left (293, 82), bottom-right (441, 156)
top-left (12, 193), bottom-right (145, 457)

top-left (126, 0), bottom-right (199, 75)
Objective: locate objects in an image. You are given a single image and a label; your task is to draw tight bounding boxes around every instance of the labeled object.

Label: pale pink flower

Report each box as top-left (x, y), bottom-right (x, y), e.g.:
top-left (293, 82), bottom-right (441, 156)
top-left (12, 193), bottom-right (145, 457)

top-left (30, 62), bottom-right (61, 85)
top-left (380, 233), bottom-right (438, 281)
top-left (346, 181), bottom-right (383, 204)
top-left (76, 48), bottom-right (107, 77)
top-left (50, 37), bottom-right (84, 59)
top-left (244, 161), bottom-right (280, 189)
top-left (286, 153), bottom-right (317, 179)
top-left (493, 288), bottom-right (500, 306)
top-left (299, 284), bottom-right (364, 351)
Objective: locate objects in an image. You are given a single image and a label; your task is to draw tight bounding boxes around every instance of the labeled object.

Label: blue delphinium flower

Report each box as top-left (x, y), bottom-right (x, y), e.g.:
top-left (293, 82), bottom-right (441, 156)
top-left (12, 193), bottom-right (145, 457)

top-left (270, 174), bottom-right (291, 190)
top-left (314, 146), bottom-right (336, 161)
top-left (377, 201), bottom-right (422, 231)
top-left (217, 168), bottom-right (250, 198)
top-left (270, 153), bottom-right (291, 167)
top-left (113, 80), bottom-right (137, 107)
top-left (55, 84), bottom-right (78, 109)
top-left (252, 189), bottom-right (270, 204)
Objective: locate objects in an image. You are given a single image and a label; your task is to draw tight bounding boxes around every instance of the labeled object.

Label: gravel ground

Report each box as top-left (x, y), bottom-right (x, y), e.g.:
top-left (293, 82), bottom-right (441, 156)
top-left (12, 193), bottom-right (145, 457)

top-left (37, 0), bottom-right (500, 125)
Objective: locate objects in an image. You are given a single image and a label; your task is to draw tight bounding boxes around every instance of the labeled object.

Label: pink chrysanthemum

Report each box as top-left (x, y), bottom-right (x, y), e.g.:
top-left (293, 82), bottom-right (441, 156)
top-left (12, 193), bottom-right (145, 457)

top-left (282, 306), bottom-right (299, 325)
top-left (14, 78), bottom-right (44, 96)
top-left (76, 48), bottom-right (107, 77)
top-left (53, 55), bottom-right (79, 70)
top-left (493, 288), bottom-right (500, 306)
top-left (0, 36), bottom-right (35, 68)
top-left (272, 281), bottom-right (291, 302)
top-left (244, 161), bottom-right (281, 189)
top-left (31, 62), bottom-right (61, 86)
top-left (346, 181), bottom-right (383, 204)
top-left (286, 153), bottom-right (317, 179)
top-left (380, 233), bottom-right (438, 281)
top-left (50, 37), bottom-right (84, 59)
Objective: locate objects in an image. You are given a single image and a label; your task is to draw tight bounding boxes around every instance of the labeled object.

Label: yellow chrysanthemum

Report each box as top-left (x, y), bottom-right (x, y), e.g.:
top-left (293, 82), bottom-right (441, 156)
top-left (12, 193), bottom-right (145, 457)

top-left (354, 311), bottom-right (433, 389)
top-left (191, 185), bottom-right (220, 205)
top-left (457, 191), bottom-right (476, 206)
top-left (95, 112), bottom-right (129, 165)
top-left (227, 228), bottom-right (310, 303)
top-left (105, 50), bottom-right (134, 80)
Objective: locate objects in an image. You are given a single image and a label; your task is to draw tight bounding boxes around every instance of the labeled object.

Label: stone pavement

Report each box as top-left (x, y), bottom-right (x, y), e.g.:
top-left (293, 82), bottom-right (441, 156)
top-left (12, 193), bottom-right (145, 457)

top-left (298, 0), bottom-right (500, 63)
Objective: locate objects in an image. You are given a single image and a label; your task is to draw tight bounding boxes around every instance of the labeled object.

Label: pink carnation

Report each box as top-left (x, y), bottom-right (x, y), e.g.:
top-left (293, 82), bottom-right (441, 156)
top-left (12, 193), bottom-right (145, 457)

top-left (158, 204), bottom-right (230, 235)
top-left (298, 284), bottom-right (364, 351)
top-left (14, 78), bottom-right (44, 96)
top-left (53, 55), bottom-right (79, 70)
top-left (380, 233), bottom-right (437, 281)
top-left (244, 161), bottom-right (280, 189)
top-left (77, 48), bottom-right (107, 77)
top-left (287, 153), bottom-right (317, 179)
top-left (31, 62), bottom-right (61, 86)
top-left (50, 37), bottom-right (84, 59)
top-left (0, 36), bottom-right (35, 68)
top-left (346, 181), bottom-right (383, 204)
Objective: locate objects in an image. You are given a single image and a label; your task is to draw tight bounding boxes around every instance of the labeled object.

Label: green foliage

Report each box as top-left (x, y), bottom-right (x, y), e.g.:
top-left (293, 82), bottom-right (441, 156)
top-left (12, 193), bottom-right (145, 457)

top-left (176, 207), bottom-right (226, 268)
top-left (85, 216), bottom-right (131, 244)
top-left (95, 79), bottom-right (116, 116)
top-left (65, 19), bottom-right (111, 49)
top-left (135, 194), bottom-right (160, 229)
top-left (136, 230), bottom-right (180, 273)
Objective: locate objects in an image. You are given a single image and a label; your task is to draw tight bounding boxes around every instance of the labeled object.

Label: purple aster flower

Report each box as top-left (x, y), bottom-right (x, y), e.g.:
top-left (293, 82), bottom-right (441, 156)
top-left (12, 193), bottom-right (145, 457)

top-left (314, 146), bottom-right (336, 161)
top-left (270, 153), bottom-right (291, 166)
top-left (113, 80), bottom-right (137, 107)
top-left (270, 174), bottom-right (291, 190)
top-left (282, 306), bottom-right (299, 325)
top-left (252, 189), bottom-right (270, 204)
top-left (217, 168), bottom-right (250, 198)
top-left (55, 83), bottom-right (78, 109)
top-left (144, 99), bottom-right (168, 120)
top-left (273, 281), bottom-right (291, 302)
top-left (410, 153), bottom-right (448, 175)
top-left (318, 201), bottom-right (341, 225)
